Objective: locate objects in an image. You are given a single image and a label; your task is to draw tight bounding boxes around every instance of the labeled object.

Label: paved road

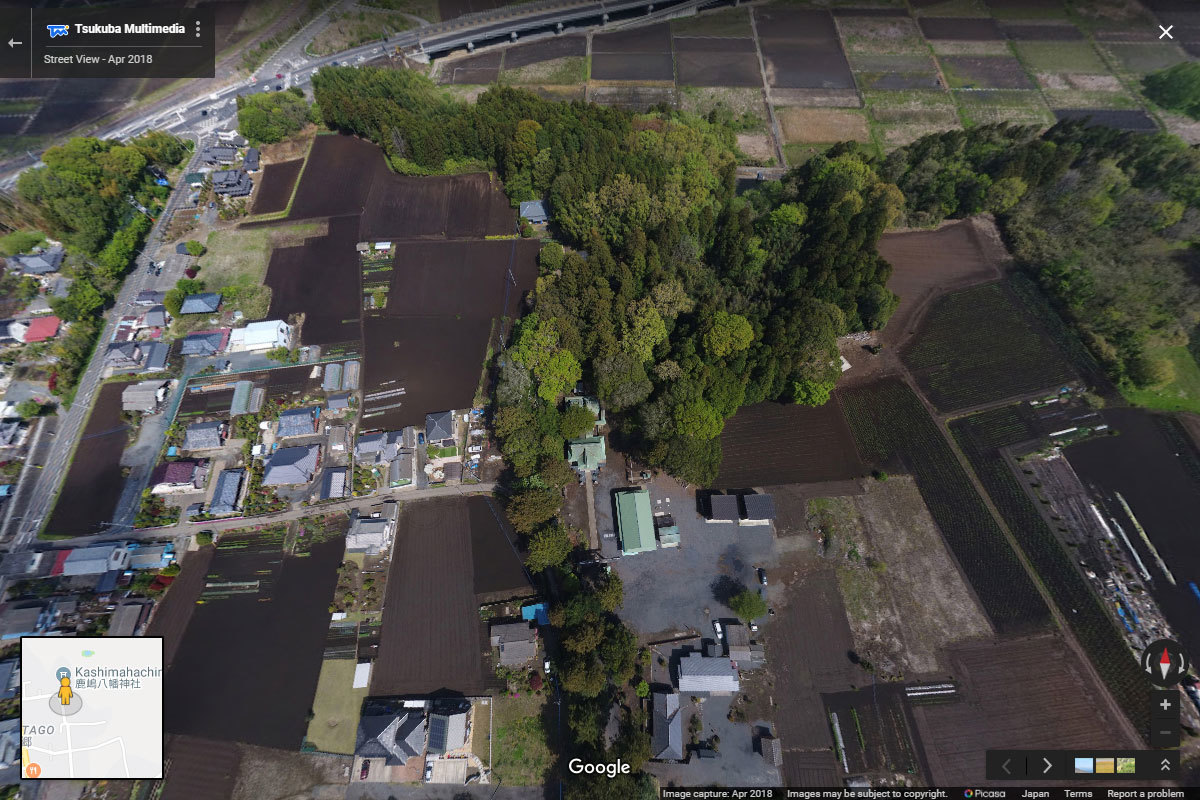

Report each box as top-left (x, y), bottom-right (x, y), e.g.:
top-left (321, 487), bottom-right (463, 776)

top-left (28, 481), bottom-right (498, 551)
top-left (3, 144), bottom-right (206, 549)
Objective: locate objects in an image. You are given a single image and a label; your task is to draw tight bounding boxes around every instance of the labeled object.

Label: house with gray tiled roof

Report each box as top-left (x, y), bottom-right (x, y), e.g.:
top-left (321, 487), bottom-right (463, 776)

top-left (677, 652), bottom-right (739, 694)
top-left (180, 293), bottom-right (222, 315)
top-left (276, 407), bottom-right (317, 439)
top-left (262, 445), bottom-right (320, 485)
top-left (425, 411), bottom-right (454, 445)
top-left (212, 169), bottom-right (252, 197)
top-left (183, 420), bottom-right (224, 451)
top-left (652, 692), bottom-right (684, 761)
top-left (355, 711), bottom-right (427, 765)
top-left (12, 246), bottom-right (64, 276)
top-left (354, 431), bottom-right (402, 464)
top-left (180, 331), bottom-right (225, 356)
top-left (208, 468), bottom-right (244, 515)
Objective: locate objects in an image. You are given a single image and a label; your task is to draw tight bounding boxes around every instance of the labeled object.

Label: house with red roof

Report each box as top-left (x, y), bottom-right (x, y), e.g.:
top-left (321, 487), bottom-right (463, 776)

top-left (23, 316), bottom-right (60, 343)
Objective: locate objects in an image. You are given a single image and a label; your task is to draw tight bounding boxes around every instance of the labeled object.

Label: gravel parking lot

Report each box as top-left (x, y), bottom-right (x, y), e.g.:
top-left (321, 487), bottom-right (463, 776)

top-left (604, 472), bottom-right (777, 639)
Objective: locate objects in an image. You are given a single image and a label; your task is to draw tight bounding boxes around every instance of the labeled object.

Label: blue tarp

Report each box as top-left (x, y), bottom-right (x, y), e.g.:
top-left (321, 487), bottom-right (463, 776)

top-left (521, 603), bottom-right (549, 626)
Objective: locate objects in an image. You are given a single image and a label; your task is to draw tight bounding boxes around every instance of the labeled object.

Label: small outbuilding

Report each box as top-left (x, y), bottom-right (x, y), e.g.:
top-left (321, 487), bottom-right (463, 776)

top-left (707, 494), bottom-right (740, 524)
top-left (180, 293), bottom-right (222, 315)
top-left (616, 488), bottom-right (656, 556)
top-left (740, 493), bottom-right (776, 526)
top-left (519, 200), bottom-right (548, 224)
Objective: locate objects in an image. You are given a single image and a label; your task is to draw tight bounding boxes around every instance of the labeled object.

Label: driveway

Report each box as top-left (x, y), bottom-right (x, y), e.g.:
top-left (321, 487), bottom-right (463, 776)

top-left (608, 477), bottom-right (776, 639)
top-left (644, 694), bottom-right (781, 787)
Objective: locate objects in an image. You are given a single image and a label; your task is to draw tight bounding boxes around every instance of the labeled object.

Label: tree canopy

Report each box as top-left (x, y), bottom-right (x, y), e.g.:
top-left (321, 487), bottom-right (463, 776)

top-left (236, 87), bottom-right (316, 145)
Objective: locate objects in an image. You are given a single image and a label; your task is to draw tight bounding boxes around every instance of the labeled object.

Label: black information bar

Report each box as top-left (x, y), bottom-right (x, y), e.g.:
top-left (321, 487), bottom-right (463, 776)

top-left (986, 750), bottom-right (1178, 782)
top-left (0, 7), bottom-right (214, 79)
top-left (658, 790), bottom-right (1195, 800)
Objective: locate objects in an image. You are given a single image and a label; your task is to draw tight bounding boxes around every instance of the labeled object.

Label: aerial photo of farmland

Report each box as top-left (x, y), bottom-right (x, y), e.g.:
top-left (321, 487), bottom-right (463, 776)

top-left (2, 0), bottom-right (1200, 796)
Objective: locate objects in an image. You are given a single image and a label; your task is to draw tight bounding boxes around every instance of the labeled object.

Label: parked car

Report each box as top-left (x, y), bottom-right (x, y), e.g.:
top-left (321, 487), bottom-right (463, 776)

top-left (578, 472), bottom-right (585, 485)
top-left (749, 621), bottom-right (759, 632)
top-left (275, 84), bottom-right (283, 91)
top-left (360, 760), bottom-right (370, 780)
top-left (544, 658), bottom-right (551, 673)
top-left (758, 567), bottom-right (768, 586)
top-left (592, 471), bottom-right (598, 485)
top-left (200, 109), bottom-right (208, 116)
top-left (209, 201), bottom-right (216, 209)
top-left (275, 72), bottom-right (284, 79)
top-left (713, 620), bottom-right (724, 641)
top-left (467, 444), bottom-right (482, 454)
top-left (423, 762), bottom-right (433, 782)
top-left (417, 432), bottom-right (425, 445)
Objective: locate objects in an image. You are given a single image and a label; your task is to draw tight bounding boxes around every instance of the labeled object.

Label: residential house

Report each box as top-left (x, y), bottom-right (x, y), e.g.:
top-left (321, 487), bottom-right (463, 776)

top-left (180, 293), bottom-right (222, 315)
top-left (62, 544), bottom-right (131, 577)
top-left (567, 436), bottom-right (606, 474)
top-left (0, 659), bottom-right (17, 700)
top-left (677, 652), bottom-right (739, 694)
top-left (183, 420), bottom-right (224, 451)
top-left (725, 623), bottom-right (757, 667)
top-left (0, 604), bottom-right (47, 640)
top-left (345, 504), bottom-right (398, 554)
top-left (425, 411), bottom-right (454, 445)
top-left (150, 460), bottom-right (204, 494)
top-left (47, 276), bottom-right (71, 299)
top-left (707, 494), bottom-right (740, 524)
top-left (355, 711), bottom-right (427, 766)
top-left (199, 143), bottom-right (237, 165)
top-left (354, 431), bottom-right (402, 465)
top-left (616, 488), bottom-right (656, 556)
top-left (243, 147), bottom-right (260, 172)
top-left (135, 290), bottom-right (166, 306)
top-left (388, 454), bottom-right (412, 487)
top-left (739, 493), bottom-right (776, 526)
top-left (104, 342), bottom-right (145, 371)
top-left (12, 246), bottom-right (64, 276)
top-left (228, 320), bottom-right (291, 352)
top-left (320, 467), bottom-right (348, 500)
top-left (4, 321), bottom-right (27, 343)
top-left (490, 621), bottom-right (537, 667)
top-left (326, 392), bottom-right (350, 413)
top-left (128, 543), bottom-right (174, 570)
top-left (140, 305), bottom-right (169, 329)
top-left (564, 395), bottom-right (605, 429)
top-left (143, 341), bottom-right (169, 372)
top-left (276, 407), bottom-right (317, 439)
top-left (180, 330), bottom-right (226, 356)
top-left (329, 425), bottom-right (348, 453)
top-left (107, 602), bottom-right (148, 637)
top-left (519, 200), bottom-right (548, 224)
top-left (651, 692), bottom-right (684, 762)
top-left (183, 172), bottom-right (206, 188)
top-left (121, 381), bottom-right (170, 412)
top-left (208, 468), bottom-right (244, 515)
top-left (262, 444), bottom-right (320, 485)
top-left (0, 419), bottom-right (26, 449)
top-left (212, 169), bottom-right (252, 197)
top-left (426, 706), bottom-right (470, 755)
top-left (23, 316), bottom-right (60, 343)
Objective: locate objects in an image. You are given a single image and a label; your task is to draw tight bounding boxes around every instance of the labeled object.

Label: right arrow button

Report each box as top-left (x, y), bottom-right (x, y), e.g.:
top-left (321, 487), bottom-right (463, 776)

top-left (1043, 757), bottom-right (1053, 774)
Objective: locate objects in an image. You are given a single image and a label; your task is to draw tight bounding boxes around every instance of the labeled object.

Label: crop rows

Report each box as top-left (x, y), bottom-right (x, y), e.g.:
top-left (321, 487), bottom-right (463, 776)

top-left (901, 282), bottom-right (1077, 412)
top-left (1006, 273), bottom-right (1111, 390)
top-left (951, 406), bottom-right (1152, 740)
top-left (840, 380), bottom-right (1051, 634)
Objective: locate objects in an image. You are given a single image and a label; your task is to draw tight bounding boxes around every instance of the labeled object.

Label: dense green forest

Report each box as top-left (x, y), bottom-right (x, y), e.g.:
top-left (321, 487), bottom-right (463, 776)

top-left (314, 67), bottom-right (900, 484)
top-left (236, 87), bottom-right (320, 145)
top-left (1143, 61), bottom-right (1200, 120)
top-left (882, 122), bottom-right (1200, 391)
top-left (13, 132), bottom-right (189, 399)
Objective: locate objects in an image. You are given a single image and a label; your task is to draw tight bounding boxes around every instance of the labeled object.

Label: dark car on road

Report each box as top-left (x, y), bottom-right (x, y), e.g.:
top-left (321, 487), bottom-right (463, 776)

top-left (360, 760), bottom-right (370, 780)
top-left (758, 567), bottom-right (768, 586)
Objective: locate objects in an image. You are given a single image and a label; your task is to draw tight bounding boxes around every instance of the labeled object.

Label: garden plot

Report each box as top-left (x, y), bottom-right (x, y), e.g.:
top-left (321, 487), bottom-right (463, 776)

top-left (502, 35), bottom-right (586, 68)
top-left (1001, 21), bottom-right (1084, 39)
top-left (1072, 0), bottom-right (1156, 32)
top-left (953, 89), bottom-right (1055, 126)
top-left (864, 90), bottom-right (961, 148)
top-left (909, 0), bottom-right (990, 15)
top-left (918, 16), bottom-right (1004, 40)
top-left (776, 106), bottom-right (871, 144)
top-left (836, 15), bottom-right (928, 56)
top-left (438, 50), bottom-right (502, 85)
top-left (670, 5), bottom-right (753, 37)
top-left (1099, 42), bottom-right (1189, 75)
top-left (251, 159), bottom-right (304, 216)
top-left (1012, 40), bottom-right (1109, 74)
top-left (849, 54), bottom-right (942, 90)
top-left (588, 85), bottom-right (677, 110)
top-left (939, 55), bottom-right (1034, 88)
top-left (983, 0), bottom-right (1068, 19)
top-left (499, 56), bottom-right (588, 86)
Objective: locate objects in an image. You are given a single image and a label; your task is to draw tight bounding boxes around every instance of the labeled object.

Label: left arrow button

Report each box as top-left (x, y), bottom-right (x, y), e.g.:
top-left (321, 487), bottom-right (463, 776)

top-left (8, 39), bottom-right (23, 48)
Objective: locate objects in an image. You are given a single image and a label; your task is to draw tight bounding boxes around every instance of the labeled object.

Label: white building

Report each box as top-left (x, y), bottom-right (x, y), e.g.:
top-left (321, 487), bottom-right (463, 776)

top-left (228, 320), bottom-right (292, 353)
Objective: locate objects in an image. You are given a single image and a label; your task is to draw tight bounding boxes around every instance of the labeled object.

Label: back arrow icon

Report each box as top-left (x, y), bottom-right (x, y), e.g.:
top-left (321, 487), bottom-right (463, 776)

top-left (7, 39), bottom-right (22, 48)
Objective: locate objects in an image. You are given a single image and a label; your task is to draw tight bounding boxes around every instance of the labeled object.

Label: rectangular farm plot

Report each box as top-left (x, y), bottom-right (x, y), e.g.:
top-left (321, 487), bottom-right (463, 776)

top-left (591, 52), bottom-right (675, 82)
top-left (909, 0), bottom-right (991, 15)
top-left (918, 16), bottom-right (1004, 40)
top-left (1051, 108), bottom-right (1158, 131)
top-left (900, 281), bottom-right (1076, 413)
top-left (714, 399), bottom-right (865, 489)
top-left (45, 382), bottom-right (127, 538)
top-left (1100, 42), bottom-right (1189, 75)
top-left (371, 497), bottom-right (531, 697)
top-left (983, 0), bottom-right (1068, 19)
top-left (265, 215), bottom-right (362, 346)
top-left (850, 54), bottom-right (942, 90)
top-left (777, 106), bottom-right (871, 143)
top-left (502, 35), bottom-right (586, 68)
top-left (674, 40), bottom-right (761, 87)
top-left (251, 158), bottom-right (303, 216)
top-left (1012, 40), bottom-right (1109, 73)
top-left (1042, 86), bottom-right (1138, 109)
top-left (939, 55), bottom-right (1034, 88)
top-left (285, 134), bottom-right (381, 221)
top-left (594, 22), bottom-right (672, 53)
top-left (1001, 21), bottom-right (1084, 40)
top-left (837, 16), bottom-right (928, 56)
top-left (953, 89), bottom-right (1055, 126)
top-left (438, 51), bottom-right (502, 84)
top-left (756, 6), bottom-right (855, 90)
top-left (670, 6), bottom-right (753, 37)
top-left (865, 90), bottom-right (961, 148)
top-left (359, 172), bottom-right (515, 240)
top-left (383, 239), bottom-right (540, 319)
